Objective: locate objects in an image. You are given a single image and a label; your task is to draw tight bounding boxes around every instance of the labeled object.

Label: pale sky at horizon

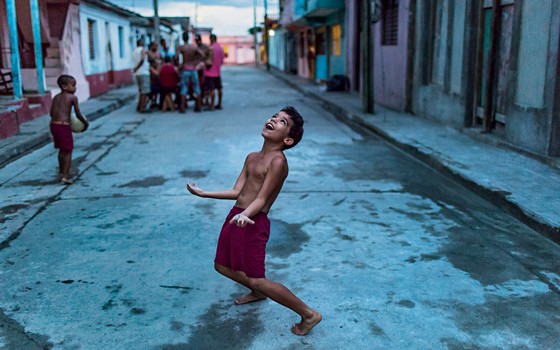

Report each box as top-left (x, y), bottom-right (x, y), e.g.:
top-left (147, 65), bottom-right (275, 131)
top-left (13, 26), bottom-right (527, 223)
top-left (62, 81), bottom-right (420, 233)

top-left (111, 0), bottom-right (268, 36)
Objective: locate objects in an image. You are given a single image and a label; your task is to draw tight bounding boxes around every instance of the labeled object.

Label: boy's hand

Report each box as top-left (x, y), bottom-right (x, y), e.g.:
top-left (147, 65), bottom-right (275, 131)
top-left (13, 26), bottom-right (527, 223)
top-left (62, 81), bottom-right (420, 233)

top-left (83, 121), bottom-right (89, 131)
top-left (186, 181), bottom-right (205, 197)
top-left (230, 214), bottom-right (254, 227)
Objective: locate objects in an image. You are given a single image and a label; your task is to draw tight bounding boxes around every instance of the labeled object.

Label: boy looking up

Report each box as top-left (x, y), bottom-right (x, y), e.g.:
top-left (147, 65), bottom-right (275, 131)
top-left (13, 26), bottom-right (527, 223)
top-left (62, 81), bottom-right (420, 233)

top-left (187, 106), bottom-right (322, 336)
top-left (49, 74), bottom-right (89, 184)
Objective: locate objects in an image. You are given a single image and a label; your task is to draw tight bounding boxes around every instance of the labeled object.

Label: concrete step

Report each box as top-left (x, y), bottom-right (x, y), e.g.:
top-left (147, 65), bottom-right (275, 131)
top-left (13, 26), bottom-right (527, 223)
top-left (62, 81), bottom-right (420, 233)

top-left (46, 77), bottom-right (58, 87)
top-left (46, 47), bottom-right (60, 58)
top-left (45, 57), bottom-right (61, 68)
top-left (50, 38), bottom-right (59, 48)
top-left (44, 67), bottom-right (62, 78)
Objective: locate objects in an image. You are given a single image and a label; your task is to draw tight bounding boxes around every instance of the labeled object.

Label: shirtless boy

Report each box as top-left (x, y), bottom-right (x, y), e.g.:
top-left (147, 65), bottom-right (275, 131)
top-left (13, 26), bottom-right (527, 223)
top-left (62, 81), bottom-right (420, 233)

top-left (175, 31), bottom-right (206, 112)
top-left (187, 106), bottom-right (322, 336)
top-left (49, 75), bottom-right (89, 184)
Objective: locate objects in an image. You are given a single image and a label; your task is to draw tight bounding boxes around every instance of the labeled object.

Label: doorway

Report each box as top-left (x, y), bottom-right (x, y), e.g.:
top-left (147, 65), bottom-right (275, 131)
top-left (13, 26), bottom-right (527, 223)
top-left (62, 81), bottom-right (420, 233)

top-left (474, 0), bottom-right (514, 131)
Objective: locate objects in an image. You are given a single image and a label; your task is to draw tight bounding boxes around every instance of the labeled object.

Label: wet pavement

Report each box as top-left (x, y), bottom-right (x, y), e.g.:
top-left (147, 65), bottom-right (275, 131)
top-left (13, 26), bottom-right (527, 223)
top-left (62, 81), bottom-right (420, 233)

top-left (0, 66), bottom-right (559, 349)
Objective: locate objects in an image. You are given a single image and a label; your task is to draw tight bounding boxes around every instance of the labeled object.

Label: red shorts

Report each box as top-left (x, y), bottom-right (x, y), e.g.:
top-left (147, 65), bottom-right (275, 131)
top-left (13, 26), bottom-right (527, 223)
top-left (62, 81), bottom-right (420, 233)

top-left (215, 206), bottom-right (270, 279)
top-left (50, 123), bottom-right (73, 152)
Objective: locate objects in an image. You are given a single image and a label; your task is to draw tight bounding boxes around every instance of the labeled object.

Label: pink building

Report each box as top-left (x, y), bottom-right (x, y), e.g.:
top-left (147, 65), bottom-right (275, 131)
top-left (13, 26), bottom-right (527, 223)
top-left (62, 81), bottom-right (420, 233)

top-left (218, 35), bottom-right (257, 66)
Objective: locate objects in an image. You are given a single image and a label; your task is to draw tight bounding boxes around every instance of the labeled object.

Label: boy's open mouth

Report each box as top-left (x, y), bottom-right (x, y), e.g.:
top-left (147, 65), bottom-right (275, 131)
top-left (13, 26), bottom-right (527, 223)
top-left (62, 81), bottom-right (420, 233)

top-left (266, 122), bottom-right (274, 130)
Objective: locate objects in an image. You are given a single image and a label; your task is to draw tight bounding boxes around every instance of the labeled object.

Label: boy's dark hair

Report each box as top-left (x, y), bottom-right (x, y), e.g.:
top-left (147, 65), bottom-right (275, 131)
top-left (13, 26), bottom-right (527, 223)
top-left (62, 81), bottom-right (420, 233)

top-left (137, 38), bottom-right (144, 46)
top-left (164, 56), bottom-right (171, 63)
top-left (210, 34), bottom-right (217, 42)
top-left (281, 106), bottom-right (304, 150)
top-left (183, 31), bottom-right (189, 42)
top-left (57, 75), bottom-right (75, 89)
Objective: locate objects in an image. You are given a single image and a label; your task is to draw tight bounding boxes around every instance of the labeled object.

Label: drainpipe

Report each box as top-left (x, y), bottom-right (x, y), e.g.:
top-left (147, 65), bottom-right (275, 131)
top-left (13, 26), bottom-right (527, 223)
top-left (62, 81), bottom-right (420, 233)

top-left (483, 0), bottom-right (501, 132)
top-left (6, 0), bottom-right (23, 99)
top-left (362, 0), bottom-right (374, 113)
top-left (30, 0), bottom-right (45, 94)
top-left (265, 0), bottom-right (270, 70)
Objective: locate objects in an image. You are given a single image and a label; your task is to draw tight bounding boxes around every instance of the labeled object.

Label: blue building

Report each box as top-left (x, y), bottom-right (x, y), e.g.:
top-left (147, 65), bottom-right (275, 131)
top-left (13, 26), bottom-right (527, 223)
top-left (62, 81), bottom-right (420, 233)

top-left (271, 0), bottom-right (345, 82)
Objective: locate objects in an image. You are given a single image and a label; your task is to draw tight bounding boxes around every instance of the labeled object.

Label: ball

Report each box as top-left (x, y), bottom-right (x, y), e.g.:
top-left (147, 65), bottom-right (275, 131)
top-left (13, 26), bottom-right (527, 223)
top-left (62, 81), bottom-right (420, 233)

top-left (70, 113), bottom-right (87, 133)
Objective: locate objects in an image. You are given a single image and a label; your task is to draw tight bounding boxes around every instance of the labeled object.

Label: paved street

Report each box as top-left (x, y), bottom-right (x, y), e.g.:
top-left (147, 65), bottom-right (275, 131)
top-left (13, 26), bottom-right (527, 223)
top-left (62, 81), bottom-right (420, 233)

top-left (0, 66), bottom-right (559, 349)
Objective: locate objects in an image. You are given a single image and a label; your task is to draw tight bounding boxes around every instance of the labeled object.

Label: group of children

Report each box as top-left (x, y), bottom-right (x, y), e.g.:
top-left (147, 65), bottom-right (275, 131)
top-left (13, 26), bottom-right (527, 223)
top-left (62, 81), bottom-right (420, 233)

top-left (49, 54), bottom-right (321, 336)
top-left (133, 32), bottom-right (225, 113)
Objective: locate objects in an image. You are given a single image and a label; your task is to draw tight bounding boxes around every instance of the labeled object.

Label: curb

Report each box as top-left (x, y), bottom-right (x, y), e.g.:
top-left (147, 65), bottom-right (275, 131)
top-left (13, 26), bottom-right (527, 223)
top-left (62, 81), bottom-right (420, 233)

top-left (268, 69), bottom-right (560, 244)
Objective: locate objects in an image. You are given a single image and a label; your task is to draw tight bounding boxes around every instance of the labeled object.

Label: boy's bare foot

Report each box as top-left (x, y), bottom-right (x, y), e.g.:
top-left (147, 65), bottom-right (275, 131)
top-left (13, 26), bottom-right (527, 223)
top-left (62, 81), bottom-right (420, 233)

top-left (234, 292), bottom-right (267, 305)
top-left (61, 177), bottom-right (73, 185)
top-left (291, 311), bottom-right (322, 336)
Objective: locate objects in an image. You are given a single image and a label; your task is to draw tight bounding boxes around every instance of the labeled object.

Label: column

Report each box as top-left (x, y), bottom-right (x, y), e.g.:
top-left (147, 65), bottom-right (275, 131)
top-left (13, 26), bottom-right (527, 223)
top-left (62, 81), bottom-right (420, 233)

top-left (5, 0), bottom-right (22, 99)
top-left (30, 0), bottom-right (45, 94)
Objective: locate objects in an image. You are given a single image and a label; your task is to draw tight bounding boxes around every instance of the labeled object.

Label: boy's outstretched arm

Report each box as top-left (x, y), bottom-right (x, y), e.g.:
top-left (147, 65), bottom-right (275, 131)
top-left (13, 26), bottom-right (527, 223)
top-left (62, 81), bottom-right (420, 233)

top-left (72, 96), bottom-right (89, 131)
top-left (232, 156), bottom-right (287, 227)
top-left (186, 156), bottom-right (249, 200)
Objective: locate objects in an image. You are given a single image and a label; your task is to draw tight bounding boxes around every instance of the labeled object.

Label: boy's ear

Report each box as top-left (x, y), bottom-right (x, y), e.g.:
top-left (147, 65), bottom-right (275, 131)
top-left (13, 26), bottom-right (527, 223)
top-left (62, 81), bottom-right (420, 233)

top-left (283, 137), bottom-right (294, 147)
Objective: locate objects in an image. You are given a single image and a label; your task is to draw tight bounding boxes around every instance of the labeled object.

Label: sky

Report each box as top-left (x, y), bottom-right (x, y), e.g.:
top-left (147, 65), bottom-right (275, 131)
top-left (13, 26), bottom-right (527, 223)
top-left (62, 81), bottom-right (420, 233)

top-left (112, 0), bottom-right (267, 36)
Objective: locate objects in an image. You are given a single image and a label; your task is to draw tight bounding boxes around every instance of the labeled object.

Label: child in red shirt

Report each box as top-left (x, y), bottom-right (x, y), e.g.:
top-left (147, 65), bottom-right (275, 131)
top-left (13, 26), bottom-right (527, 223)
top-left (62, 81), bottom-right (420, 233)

top-left (159, 56), bottom-right (179, 109)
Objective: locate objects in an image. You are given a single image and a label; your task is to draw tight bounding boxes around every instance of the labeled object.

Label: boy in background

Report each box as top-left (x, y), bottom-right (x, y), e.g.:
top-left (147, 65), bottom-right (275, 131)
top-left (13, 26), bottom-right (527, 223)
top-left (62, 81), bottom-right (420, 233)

top-left (49, 75), bottom-right (89, 184)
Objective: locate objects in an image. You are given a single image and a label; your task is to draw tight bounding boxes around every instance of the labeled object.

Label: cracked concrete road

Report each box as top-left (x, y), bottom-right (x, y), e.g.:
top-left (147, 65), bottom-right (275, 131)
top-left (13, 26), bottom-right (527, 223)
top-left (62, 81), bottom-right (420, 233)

top-left (0, 66), bottom-right (559, 349)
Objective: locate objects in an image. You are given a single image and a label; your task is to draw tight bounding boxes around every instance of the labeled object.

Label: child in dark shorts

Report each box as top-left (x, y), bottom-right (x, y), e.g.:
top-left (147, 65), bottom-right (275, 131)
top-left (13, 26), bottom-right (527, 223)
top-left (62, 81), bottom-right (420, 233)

top-left (49, 74), bottom-right (88, 184)
top-left (187, 106), bottom-right (322, 336)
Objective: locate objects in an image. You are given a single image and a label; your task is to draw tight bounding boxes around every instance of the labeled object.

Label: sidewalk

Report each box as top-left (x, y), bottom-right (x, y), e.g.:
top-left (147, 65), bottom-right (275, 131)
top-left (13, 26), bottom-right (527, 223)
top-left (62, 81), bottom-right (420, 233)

top-left (268, 69), bottom-right (560, 244)
top-left (0, 85), bottom-right (137, 167)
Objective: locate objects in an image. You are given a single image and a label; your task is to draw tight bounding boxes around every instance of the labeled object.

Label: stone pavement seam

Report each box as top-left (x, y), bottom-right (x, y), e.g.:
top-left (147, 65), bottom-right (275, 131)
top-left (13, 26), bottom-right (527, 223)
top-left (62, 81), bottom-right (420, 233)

top-left (267, 68), bottom-right (560, 244)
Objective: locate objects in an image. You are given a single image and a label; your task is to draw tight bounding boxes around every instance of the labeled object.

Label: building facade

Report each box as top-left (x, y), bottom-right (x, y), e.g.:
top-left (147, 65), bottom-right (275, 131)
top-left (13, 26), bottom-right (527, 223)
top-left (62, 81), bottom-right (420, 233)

top-left (272, 0), bottom-right (346, 82)
top-left (411, 0), bottom-right (560, 158)
top-left (361, 0), bottom-right (560, 158)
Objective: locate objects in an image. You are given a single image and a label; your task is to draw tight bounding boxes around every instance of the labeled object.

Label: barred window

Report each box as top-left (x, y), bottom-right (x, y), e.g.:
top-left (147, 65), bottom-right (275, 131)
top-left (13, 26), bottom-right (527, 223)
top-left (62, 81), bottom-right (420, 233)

top-left (88, 19), bottom-right (96, 60)
top-left (382, 0), bottom-right (399, 46)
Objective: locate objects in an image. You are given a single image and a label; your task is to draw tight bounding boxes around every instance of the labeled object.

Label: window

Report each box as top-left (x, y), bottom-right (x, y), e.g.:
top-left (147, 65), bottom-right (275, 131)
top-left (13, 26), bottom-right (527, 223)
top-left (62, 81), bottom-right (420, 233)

top-left (331, 24), bottom-right (341, 56)
top-left (382, 0), bottom-right (399, 45)
top-left (87, 19), bottom-right (96, 60)
top-left (118, 26), bottom-right (124, 58)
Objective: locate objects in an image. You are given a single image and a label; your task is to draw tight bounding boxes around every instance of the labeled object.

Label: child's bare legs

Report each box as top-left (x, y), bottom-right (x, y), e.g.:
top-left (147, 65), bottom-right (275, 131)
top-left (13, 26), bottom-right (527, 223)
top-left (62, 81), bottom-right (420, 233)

top-left (179, 94), bottom-right (186, 113)
top-left (137, 94), bottom-right (149, 112)
top-left (247, 277), bottom-right (322, 336)
top-left (59, 150), bottom-right (73, 184)
top-left (214, 263), bottom-right (321, 335)
top-left (209, 89), bottom-right (215, 110)
top-left (215, 88), bottom-right (222, 109)
top-left (194, 94), bottom-right (201, 112)
top-left (214, 263), bottom-right (266, 304)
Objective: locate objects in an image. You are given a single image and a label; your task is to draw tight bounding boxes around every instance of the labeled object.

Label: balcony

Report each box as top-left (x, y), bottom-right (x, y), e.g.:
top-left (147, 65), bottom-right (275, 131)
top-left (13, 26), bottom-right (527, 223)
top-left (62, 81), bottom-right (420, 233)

top-left (293, 0), bottom-right (345, 25)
